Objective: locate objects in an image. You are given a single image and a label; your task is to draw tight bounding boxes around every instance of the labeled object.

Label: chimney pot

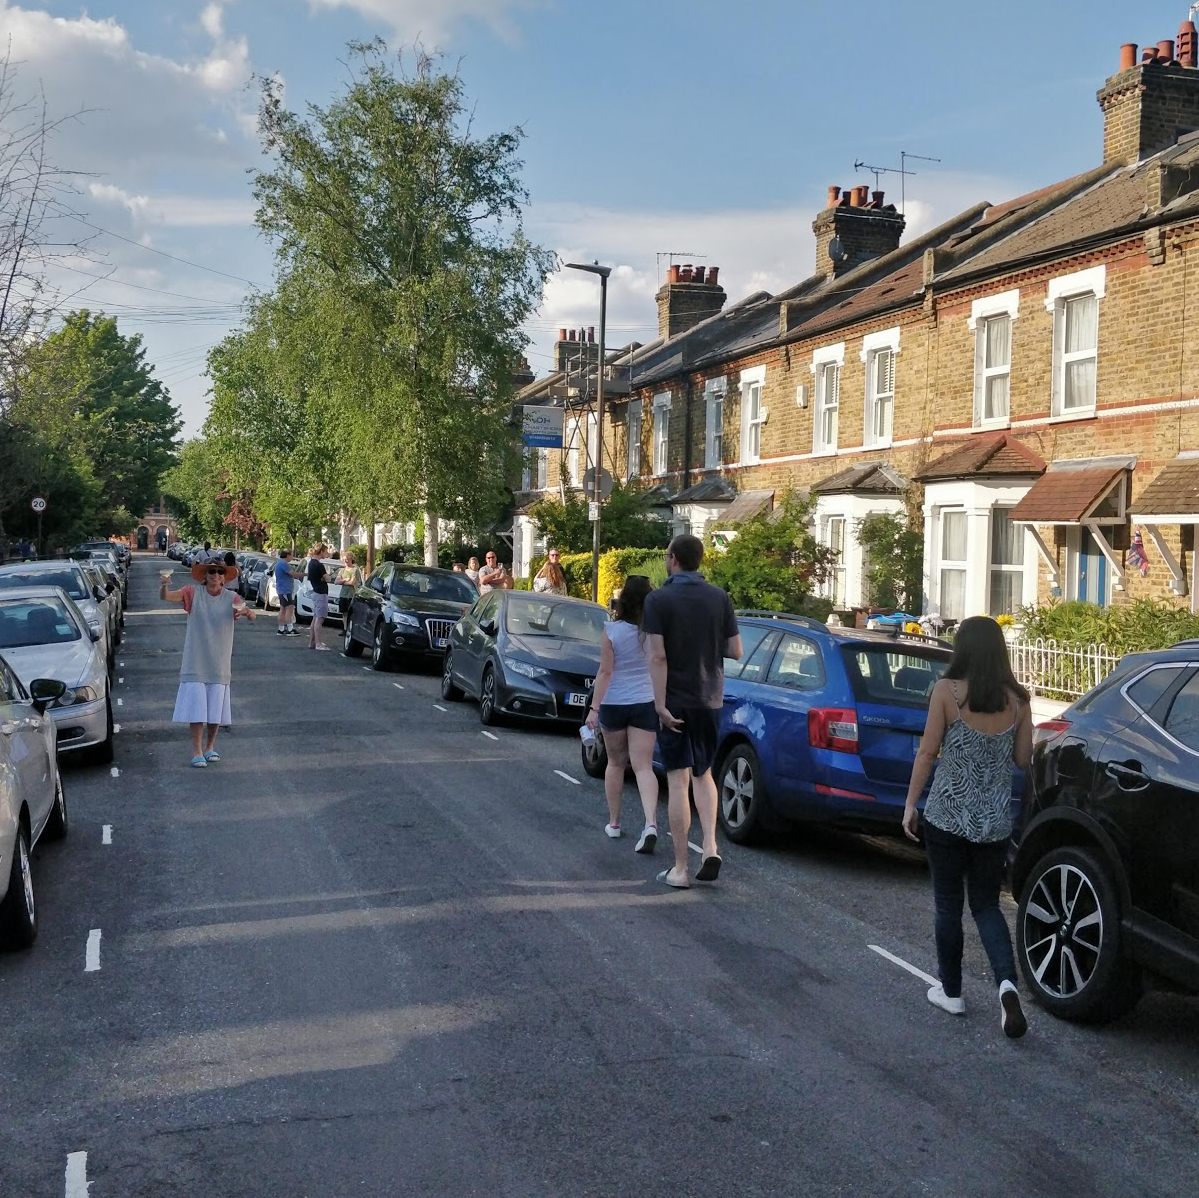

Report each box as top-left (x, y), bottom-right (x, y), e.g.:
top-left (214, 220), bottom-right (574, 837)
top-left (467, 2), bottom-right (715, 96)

top-left (668, 264), bottom-right (680, 284)
top-left (1179, 21), bottom-right (1198, 67)
top-left (871, 190), bottom-right (885, 207)
top-left (848, 186), bottom-right (863, 207)
top-left (1159, 39), bottom-right (1176, 63)
top-left (826, 185), bottom-right (841, 208)
top-left (568, 330), bottom-right (576, 341)
top-left (1142, 47), bottom-right (1160, 63)
top-left (693, 265), bottom-right (706, 283)
top-left (587, 326), bottom-right (595, 342)
top-left (707, 266), bottom-right (719, 285)
top-left (680, 264), bottom-right (693, 281)
top-left (1120, 42), bottom-right (1138, 70)
top-left (557, 327), bottom-right (567, 341)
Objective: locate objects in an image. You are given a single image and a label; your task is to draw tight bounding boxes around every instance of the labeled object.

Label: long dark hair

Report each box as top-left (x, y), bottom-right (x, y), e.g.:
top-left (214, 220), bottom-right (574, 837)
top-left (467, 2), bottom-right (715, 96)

top-left (615, 575), bottom-right (652, 627)
top-left (944, 615), bottom-right (1029, 713)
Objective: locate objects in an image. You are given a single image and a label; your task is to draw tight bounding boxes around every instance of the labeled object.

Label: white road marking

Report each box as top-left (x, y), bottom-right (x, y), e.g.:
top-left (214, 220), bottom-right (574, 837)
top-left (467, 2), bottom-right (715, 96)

top-left (393, 683), bottom-right (405, 690)
top-left (65, 1151), bottom-right (89, 1197)
top-left (102, 825), bottom-right (112, 845)
top-left (116, 698), bottom-right (123, 706)
top-left (118, 676), bottom-right (124, 683)
top-left (868, 943), bottom-right (938, 987)
top-left (362, 667), bottom-right (371, 672)
top-left (687, 840), bottom-right (703, 854)
top-left (554, 769), bottom-right (581, 785)
top-left (481, 730), bottom-right (499, 741)
top-left (113, 724), bottom-right (121, 733)
top-left (109, 767), bottom-right (120, 778)
top-left (84, 929), bottom-right (102, 972)
top-left (433, 703), bottom-right (447, 712)
top-left (119, 661), bottom-right (124, 666)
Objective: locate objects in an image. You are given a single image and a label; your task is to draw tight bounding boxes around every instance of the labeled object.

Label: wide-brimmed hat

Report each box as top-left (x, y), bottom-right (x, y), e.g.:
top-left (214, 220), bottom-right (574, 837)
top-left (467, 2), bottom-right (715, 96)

top-left (191, 561), bottom-right (239, 583)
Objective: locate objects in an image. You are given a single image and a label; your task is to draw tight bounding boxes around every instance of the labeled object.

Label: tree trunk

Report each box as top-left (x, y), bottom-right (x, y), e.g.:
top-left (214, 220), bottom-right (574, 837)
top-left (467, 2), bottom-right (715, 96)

top-left (366, 517), bottom-right (375, 573)
top-left (424, 510), bottom-right (440, 567)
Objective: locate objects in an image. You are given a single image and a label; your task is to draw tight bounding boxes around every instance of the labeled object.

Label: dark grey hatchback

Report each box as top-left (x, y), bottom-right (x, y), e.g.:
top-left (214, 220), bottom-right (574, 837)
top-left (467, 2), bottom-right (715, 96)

top-left (441, 590), bottom-right (608, 726)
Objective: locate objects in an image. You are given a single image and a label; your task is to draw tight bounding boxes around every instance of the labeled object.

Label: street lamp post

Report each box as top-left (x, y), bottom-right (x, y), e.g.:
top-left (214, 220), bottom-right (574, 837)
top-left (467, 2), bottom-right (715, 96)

top-left (565, 261), bottom-right (612, 603)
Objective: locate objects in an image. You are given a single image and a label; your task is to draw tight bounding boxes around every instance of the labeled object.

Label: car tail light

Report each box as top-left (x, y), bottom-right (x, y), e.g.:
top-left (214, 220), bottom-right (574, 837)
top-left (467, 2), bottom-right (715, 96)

top-left (808, 707), bottom-right (859, 754)
top-left (1033, 718), bottom-right (1072, 746)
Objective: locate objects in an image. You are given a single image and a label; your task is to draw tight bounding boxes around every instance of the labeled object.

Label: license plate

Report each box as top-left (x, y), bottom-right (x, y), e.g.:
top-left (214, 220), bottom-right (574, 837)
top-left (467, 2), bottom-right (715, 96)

top-left (434, 637), bottom-right (447, 648)
top-left (566, 693), bottom-right (588, 707)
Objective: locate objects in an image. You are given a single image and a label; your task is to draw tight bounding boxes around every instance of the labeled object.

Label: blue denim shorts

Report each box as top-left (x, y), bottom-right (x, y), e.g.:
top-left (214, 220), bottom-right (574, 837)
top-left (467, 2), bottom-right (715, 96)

top-left (657, 706), bottom-right (720, 775)
top-left (598, 701), bottom-right (659, 733)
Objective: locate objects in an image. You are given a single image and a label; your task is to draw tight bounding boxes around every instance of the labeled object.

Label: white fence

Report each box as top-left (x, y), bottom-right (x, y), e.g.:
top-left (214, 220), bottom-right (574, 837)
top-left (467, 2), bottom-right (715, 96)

top-left (1007, 636), bottom-right (1121, 701)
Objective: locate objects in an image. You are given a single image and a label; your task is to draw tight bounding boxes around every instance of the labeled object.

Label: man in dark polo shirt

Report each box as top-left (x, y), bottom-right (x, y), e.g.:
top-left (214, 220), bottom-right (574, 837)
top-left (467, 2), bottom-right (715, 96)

top-left (642, 533), bottom-right (741, 888)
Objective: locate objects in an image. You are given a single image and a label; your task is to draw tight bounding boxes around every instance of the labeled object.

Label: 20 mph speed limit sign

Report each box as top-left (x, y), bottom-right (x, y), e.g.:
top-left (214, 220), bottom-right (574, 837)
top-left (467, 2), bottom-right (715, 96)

top-left (31, 496), bottom-right (47, 512)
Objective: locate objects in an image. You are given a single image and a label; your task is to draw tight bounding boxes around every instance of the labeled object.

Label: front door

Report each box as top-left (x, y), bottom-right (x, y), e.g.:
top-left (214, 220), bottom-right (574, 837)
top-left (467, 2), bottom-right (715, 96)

top-left (1076, 526), bottom-right (1108, 606)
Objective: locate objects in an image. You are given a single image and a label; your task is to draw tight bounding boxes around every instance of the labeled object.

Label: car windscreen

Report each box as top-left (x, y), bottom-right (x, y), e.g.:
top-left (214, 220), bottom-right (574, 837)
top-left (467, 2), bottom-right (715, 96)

top-left (0, 596), bottom-right (82, 647)
top-left (840, 644), bottom-right (949, 709)
top-left (0, 567), bottom-right (87, 600)
top-left (389, 570), bottom-right (476, 603)
top-left (505, 596), bottom-right (607, 643)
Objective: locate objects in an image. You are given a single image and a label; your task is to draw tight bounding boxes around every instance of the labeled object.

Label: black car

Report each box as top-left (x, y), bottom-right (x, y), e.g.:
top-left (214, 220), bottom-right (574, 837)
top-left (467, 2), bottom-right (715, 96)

top-left (239, 555), bottom-right (270, 601)
top-left (343, 563), bottom-right (476, 670)
top-left (1011, 642), bottom-right (1199, 1023)
top-left (441, 590), bottom-right (608, 726)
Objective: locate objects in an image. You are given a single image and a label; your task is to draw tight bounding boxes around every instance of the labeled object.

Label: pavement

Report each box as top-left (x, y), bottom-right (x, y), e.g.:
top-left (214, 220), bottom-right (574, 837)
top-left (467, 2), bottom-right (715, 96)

top-left (2, 554), bottom-right (1198, 1197)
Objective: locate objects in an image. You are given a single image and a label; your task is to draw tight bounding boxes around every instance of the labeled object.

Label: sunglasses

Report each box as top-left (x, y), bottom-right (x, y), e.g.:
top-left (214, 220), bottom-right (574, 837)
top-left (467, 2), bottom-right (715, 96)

top-left (206, 567), bottom-right (226, 576)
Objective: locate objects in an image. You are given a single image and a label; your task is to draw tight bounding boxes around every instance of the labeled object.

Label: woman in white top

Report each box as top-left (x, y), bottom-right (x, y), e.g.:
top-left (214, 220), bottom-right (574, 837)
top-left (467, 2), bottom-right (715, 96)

top-left (584, 576), bottom-right (660, 853)
top-left (533, 548), bottom-right (568, 595)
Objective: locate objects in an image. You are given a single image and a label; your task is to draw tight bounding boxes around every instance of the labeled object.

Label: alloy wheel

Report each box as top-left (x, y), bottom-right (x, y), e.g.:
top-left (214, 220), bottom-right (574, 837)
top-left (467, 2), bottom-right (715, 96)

top-left (17, 832), bottom-right (33, 924)
top-left (480, 668), bottom-right (495, 722)
top-left (720, 753), bottom-right (754, 829)
top-left (1021, 862), bottom-right (1104, 1000)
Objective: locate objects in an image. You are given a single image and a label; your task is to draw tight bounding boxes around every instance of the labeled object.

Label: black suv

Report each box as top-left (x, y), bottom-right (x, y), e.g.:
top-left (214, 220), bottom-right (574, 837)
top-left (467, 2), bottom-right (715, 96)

top-left (1011, 642), bottom-right (1199, 1023)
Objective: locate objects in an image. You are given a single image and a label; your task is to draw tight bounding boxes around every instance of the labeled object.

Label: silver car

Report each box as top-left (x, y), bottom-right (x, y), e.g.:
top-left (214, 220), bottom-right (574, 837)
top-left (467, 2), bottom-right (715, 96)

top-left (0, 652), bottom-right (67, 948)
top-left (0, 562), bottom-right (112, 671)
top-left (0, 586), bottom-right (113, 764)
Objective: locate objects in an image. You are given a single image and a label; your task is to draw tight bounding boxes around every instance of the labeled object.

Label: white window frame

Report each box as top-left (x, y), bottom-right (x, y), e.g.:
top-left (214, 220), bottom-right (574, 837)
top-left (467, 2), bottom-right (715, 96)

top-left (585, 410), bottom-right (598, 477)
top-left (652, 392), bottom-right (671, 477)
top-left (860, 327), bottom-right (899, 449)
top-left (565, 416), bottom-right (582, 485)
top-left (626, 399), bottom-right (642, 479)
top-left (811, 343), bottom-right (844, 456)
top-left (739, 366), bottom-right (766, 466)
top-left (936, 507), bottom-right (969, 622)
top-left (823, 515), bottom-right (847, 607)
top-left (968, 290), bottom-right (1019, 428)
top-left (1045, 265), bottom-right (1105, 418)
top-left (988, 506), bottom-right (1025, 616)
top-left (703, 377), bottom-right (726, 470)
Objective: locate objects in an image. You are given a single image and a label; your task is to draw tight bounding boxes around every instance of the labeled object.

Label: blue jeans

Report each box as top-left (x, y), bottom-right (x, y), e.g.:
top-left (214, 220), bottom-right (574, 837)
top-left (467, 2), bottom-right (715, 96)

top-left (923, 823), bottom-right (1016, 996)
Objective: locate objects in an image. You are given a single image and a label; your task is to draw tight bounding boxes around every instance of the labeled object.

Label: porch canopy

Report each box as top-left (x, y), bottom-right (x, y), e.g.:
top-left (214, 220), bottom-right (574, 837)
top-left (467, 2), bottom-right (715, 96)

top-left (812, 461), bottom-right (905, 496)
top-left (1126, 454), bottom-right (1199, 596)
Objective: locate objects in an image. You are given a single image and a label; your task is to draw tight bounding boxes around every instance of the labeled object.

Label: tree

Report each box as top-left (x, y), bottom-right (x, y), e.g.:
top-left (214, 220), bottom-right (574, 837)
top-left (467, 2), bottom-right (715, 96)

top-left (251, 43), bottom-right (554, 565)
top-left (705, 490), bottom-right (835, 614)
top-left (856, 510), bottom-right (924, 612)
top-left (161, 439), bottom-right (231, 541)
top-left (526, 482), bottom-right (671, 554)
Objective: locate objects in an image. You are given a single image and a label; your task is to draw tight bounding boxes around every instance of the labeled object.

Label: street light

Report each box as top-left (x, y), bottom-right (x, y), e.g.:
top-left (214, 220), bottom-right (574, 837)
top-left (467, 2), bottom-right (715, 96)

top-left (565, 260), bottom-right (612, 603)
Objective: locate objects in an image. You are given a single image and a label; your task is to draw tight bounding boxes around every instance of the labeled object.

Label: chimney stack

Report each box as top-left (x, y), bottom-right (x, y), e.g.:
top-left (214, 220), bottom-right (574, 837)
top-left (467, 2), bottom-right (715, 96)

top-left (655, 262), bottom-right (727, 340)
top-left (555, 326), bottom-right (601, 373)
top-left (812, 185), bottom-right (906, 279)
top-left (1098, 27), bottom-right (1199, 163)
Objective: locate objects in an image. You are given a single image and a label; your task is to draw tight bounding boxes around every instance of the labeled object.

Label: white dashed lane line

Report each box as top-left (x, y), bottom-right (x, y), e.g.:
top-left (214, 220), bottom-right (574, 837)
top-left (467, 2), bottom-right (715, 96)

top-left (84, 930), bottom-right (102, 972)
top-left (393, 683), bottom-right (405, 690)
top-left (554, 769), bottom-right (581, 785)
top-left (109, 767), bottom-right (120, 779)
top-left (118, 676), bottom-right (124, 683)
top-left (868, 943), bottom-right (937, 987)
top-left (433, 704), bottom-right (447, 712)
top-left (113, 724), bottom-right (121, 734)
top-left (102, 825), bottom-right (112, 845)
top-left (481, 730), bottom-right (499, 741)
top-left (65, 1151), bottom-right (89, 1197)
top-left (116, 698), bottom-right (123, 706)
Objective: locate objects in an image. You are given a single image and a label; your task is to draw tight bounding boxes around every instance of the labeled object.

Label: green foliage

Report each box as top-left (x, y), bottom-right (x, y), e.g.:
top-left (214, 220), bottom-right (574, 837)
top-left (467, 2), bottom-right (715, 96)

top-left (380, 541), bottom-right (507, 567)
top-left (856, 510), bottom-right (923, 611)
top-left (526, 481), bottom-right (671, 554)
top-left (1018, 598), bottom-right (1199, 653)
top-left (705, 490), bottom-right (835, 614)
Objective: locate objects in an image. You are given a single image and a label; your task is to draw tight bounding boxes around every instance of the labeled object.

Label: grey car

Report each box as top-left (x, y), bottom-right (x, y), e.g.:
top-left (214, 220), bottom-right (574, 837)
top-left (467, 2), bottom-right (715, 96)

top-left (0, 562), bottom-right (113, 671)
top-left (0, 586), bottom-right (113, 763)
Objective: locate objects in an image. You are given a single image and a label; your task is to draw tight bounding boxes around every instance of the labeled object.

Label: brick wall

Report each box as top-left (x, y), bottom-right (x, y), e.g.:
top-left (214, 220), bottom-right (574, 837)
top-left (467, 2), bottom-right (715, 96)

top-left (1099, 63), bottom-right (1199, 164)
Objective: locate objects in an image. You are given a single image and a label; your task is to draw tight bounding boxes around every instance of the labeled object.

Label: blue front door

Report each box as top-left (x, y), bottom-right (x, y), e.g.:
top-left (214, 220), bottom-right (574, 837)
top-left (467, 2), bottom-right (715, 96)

top-left (1077, 526), bottom-right (1108, 606)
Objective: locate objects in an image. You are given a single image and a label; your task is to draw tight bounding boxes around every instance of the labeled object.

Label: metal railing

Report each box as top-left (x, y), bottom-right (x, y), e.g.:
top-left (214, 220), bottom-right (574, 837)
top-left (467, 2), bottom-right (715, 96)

top-left (1007, 636), bottom-right (1121, 701)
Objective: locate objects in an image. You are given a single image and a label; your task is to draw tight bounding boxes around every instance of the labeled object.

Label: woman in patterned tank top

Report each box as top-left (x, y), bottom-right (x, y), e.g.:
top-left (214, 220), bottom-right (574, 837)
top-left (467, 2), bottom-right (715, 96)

top-left (903, 616), bottom-right (1033, 1039)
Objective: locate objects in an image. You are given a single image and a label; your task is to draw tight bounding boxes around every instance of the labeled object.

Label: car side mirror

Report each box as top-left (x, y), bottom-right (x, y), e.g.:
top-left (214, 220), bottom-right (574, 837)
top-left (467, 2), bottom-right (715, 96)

top-left (480, 618), bottom-right (497, 636)
top-left (88, 627), bottom-right (100, 642)
top-left (370, 578), bottom-right (384, 593)
top-left (29, 677), bottom-right (66, 713)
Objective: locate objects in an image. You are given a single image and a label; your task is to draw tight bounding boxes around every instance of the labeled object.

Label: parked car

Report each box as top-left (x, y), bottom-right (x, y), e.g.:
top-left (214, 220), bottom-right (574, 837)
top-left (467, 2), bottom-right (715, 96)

top-left (0, 586), bottom-right (114, 763)
top-left (0, 653), bottom-right (67, 948)
top-left (240, 555), bottom-right (271, 601)
top-left (1011, 642), bottom-right (1199, 1023)
top-left (79, 563), bottom-right (121, 650)
top-left (345, 563), bottom-right (478, 669)
top-left (0, 562), bottom-right (112, 673)
top-left (441, 590), bottom-right (607, 725)
top-left (296, 558), bottom-right (355, 626)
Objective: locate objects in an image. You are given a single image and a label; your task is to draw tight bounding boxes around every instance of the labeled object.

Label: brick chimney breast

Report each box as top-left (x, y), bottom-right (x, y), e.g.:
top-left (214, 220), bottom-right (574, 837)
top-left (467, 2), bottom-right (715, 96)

top-left (812, 187), bottom-right (905, 279)
top-left (1098, 33), bottom-right (1199, 164)
top-left (655, 266), bottom-right (727, 340)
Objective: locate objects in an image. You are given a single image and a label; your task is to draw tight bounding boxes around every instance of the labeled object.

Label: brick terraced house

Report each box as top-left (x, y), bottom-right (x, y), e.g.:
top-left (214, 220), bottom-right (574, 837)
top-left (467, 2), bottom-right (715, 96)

top-left (515, 24), bottom-right (1199, 619)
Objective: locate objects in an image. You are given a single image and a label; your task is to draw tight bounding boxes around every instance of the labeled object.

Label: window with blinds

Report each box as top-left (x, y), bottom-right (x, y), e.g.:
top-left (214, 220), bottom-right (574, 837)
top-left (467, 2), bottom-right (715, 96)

top-left (866, 348), bottom-right (894, 446)
top-left (814, 362), bottom-right (840, 454)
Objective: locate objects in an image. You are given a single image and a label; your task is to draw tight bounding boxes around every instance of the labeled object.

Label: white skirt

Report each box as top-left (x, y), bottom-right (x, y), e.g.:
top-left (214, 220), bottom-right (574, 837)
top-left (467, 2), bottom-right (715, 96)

top-left (172, 682), bottom-right (232, 725)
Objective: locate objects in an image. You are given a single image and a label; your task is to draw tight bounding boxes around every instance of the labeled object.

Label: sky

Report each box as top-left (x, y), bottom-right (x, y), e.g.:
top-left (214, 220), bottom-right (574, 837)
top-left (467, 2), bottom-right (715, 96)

top-left (2, 0), bottom-right (1189, 435)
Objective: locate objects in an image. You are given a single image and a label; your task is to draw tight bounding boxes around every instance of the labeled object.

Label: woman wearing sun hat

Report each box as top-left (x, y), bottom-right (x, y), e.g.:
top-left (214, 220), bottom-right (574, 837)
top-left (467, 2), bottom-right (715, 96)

top-left (160, 557), bottom-right (255, 767)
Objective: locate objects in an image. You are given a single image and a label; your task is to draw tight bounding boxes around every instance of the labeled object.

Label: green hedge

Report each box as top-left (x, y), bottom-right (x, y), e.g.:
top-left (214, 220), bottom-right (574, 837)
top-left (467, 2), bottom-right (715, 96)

top-left (1018, 598), bottom-right (1199, 653)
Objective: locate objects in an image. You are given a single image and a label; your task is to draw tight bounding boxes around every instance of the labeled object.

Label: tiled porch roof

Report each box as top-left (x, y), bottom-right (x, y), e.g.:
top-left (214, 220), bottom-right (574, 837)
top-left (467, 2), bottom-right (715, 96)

top-left (812, 461), bottom-right (906, 495)
top-left (671, 478), bottom-right (737, 505)
top-left (1129, 458), bottom-right (1199, 520)
top-left (916, 434), bottom-right (1046, 482)
top-left (714, 489), bottom-right (774, 524)
top-left (1009, 464), bottom-right (1125, 524)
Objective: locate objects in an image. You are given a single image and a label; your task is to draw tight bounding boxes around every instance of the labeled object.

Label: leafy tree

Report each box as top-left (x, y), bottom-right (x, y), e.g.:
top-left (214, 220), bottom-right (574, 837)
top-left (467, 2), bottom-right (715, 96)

top-left (705, 490), bottom-right (835, 614)
top-left (161, 439), bottom-right (231, 541)
top-left (526, 482), bottom-right (671, 554)
top-left (856, 510), bottom-right (924, 611)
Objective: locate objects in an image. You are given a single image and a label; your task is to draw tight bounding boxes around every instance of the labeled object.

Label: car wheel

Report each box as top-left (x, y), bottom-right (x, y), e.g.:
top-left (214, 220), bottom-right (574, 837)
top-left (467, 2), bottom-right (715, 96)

top-left (441, 650), bottom-right (464, 701)
top-left (0, 824), bottom-right (37, 949)
top-left (716, 743), bottom-right (768, 845)
top-left (479, 664), bottom-right (501, 726)
top-left (343, 618), bottom-right (364, 657)
top-left (44, 768), bottom-right (68, 841)
top-left (1016, 845), bottom-right (1142, 1023)
top-left (371, 623), bottom-right (390, 671)
top-left (89, 698), bottom-right (115, 766)
top-left (581, 730), bottom-right (607, 778)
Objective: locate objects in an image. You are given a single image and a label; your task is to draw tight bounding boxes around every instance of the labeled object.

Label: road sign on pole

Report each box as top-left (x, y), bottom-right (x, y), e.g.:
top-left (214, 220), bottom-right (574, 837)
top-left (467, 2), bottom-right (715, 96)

top-left (588, 501), bottom-right (600, 522)
top-left (31, 497), bottom-right (46, 512)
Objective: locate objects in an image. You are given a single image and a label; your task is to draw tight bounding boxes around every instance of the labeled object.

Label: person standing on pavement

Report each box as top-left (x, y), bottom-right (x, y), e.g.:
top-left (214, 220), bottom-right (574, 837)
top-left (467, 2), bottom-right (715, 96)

top-left (465, 556), bottom-right (481, 585)
top-left (307, 542), bottom-right (331, 650)
top-left (193, 541), bottom-right (213, 565)
top-left (584, 575), bottom-right (660, 852)
top-left (477, 550), bottom-right (511, 593)
top-left (643, 534), bottom-right (741, 889)
top-left (902, 615), bottom-right (1032, 1039)
top-left (160, 558), bottom-right (255, 767)
top-left (532, 549), bottom-right (568, 595)
top-left (274, 550), bottom-right (302, 636)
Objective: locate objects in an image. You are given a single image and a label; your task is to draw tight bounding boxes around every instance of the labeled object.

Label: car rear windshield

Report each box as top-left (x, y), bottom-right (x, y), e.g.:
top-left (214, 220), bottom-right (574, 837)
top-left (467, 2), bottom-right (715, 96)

top-left (505, 596), bottom-right (607, 643)
top-left (0, 596), bottom-right (81, 647)
top-left (840, 644), bottom-right (948, 709)
top-left (0, 567), bottom-right (87, 599)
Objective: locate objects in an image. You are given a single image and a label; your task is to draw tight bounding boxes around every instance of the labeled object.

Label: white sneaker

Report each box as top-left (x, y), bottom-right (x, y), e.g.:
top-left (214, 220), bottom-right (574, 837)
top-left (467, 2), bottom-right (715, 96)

top-left (999, 980), bottom-right (1027, 1039)
top-left (635, 825), bottom-right (657, 854)
top-left (927, 984), bottom-right (966, 1015)
top-left (604, 823), bottom-right (621, 838)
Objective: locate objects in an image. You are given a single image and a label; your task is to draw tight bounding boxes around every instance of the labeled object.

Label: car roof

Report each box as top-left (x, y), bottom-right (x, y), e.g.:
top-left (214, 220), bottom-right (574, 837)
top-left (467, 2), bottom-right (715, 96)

top-left (736, 610), bottom-right (952, 653)
top-left (0, 584), bottom-right (75, 602)
top-left (504, 591), bottom-right (606, 610)
top-left (0, 560), bottom-right (86, 576)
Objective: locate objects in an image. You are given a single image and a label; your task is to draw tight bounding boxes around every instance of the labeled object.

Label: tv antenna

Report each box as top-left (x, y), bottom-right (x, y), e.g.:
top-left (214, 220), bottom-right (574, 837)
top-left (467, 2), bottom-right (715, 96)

top-left (853, 151), bottom-right (942, 214)
top-left (655, 250), bottom-right (707, 288)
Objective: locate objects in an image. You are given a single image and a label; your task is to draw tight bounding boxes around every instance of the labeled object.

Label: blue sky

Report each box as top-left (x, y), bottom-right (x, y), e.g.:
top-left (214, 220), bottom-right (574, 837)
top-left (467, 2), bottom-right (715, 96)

top-left (4, 0), bottom-right (1188, 432)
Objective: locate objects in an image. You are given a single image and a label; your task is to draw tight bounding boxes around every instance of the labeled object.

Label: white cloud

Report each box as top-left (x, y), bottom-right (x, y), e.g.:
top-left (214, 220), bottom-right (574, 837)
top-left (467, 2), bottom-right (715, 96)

top-left (304, 0), bottom-right (550, 44)
top-left (87, 182), bottom-right (256, 228)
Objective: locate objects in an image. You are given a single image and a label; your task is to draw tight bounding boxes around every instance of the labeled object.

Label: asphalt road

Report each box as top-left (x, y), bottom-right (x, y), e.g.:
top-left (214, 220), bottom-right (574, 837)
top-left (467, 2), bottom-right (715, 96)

top-left (3, 554), bottom-right (1198, 1197)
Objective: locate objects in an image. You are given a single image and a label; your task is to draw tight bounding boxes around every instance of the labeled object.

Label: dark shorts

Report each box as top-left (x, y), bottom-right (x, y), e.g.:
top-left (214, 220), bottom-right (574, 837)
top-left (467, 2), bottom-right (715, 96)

top-left (598, 701), bottom-right (659, 733)
top-left (657, 706), bottom-right (720, 775)
top-left (278, 588), bottom-right (294, 608)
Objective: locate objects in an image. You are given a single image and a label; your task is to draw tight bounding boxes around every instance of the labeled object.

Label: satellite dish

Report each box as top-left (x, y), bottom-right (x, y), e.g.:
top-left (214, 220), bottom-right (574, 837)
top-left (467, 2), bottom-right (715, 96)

top-left (827, 236), bottom-right (847, 263)
top-left (581, 467), bottom-right (614, 499)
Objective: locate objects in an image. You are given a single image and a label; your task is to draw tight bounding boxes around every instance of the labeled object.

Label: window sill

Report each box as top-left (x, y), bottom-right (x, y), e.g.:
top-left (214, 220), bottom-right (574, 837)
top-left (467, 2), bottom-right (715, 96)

top-left (1048, 409), bottom-right (1097, 424)
top-left (863, 439), bottom-right (893, 451)
top-left (811, 447), bottom-right (838, 458)
top-left (972, 420), bottom-right (1011, 432)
